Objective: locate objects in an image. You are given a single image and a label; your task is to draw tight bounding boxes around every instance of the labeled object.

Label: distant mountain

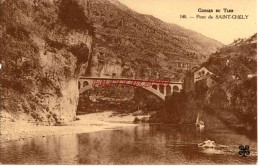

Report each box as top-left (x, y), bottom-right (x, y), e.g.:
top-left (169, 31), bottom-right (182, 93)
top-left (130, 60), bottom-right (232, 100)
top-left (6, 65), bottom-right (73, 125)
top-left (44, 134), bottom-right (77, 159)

top-left (84, 0), bottom-right (223, 81)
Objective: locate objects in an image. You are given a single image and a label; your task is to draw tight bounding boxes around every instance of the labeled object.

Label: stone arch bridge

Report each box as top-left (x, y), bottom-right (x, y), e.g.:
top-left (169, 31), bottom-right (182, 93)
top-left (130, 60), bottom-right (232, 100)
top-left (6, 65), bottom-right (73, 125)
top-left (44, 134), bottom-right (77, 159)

top-left (78, 77), bottom-right (183, 100)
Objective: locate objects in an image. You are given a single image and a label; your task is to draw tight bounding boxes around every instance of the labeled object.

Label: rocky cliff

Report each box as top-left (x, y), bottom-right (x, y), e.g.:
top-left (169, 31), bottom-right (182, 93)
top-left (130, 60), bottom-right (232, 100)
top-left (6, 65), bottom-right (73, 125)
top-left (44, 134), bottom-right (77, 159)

top-left (1, 0), bottom-right (93, 124)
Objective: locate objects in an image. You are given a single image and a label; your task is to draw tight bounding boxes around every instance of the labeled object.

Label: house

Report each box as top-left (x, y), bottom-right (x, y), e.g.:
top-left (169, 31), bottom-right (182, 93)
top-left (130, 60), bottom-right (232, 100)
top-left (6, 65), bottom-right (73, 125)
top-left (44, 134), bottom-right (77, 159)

top-left (183, 67), bottom-right (215, 93)
top-left (194, 67), bottom-right (213, 83)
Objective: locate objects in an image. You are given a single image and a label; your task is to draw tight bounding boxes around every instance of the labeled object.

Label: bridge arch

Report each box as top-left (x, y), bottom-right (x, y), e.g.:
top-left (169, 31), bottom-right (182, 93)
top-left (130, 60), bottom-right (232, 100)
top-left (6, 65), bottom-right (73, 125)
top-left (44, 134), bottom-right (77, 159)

top-left (172, 85), bottom-right (179, 92)
top-left (159, 85), bottom-right (165, 94)
top-left (83, 81), bottom-right (89, 86)
top-left (152, 84), bottom-right (157, 90)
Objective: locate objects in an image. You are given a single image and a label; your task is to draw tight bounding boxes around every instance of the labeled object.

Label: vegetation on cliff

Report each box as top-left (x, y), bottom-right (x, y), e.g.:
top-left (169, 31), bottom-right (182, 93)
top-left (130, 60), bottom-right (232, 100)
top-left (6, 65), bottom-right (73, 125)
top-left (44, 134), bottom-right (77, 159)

top-left (1, 0), bottom-right (94, 124)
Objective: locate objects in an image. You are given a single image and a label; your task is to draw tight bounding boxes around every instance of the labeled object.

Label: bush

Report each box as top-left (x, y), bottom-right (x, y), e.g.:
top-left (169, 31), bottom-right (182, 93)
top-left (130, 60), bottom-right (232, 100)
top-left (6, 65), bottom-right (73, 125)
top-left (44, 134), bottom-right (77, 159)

top-left (59, 0), bottom-right (95, 35)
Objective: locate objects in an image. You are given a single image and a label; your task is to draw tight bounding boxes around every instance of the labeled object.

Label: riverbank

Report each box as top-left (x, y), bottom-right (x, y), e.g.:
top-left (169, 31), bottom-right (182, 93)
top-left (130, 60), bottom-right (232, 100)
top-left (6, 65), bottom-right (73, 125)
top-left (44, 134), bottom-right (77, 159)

top-left (1, 111), bottom-right (148, 143)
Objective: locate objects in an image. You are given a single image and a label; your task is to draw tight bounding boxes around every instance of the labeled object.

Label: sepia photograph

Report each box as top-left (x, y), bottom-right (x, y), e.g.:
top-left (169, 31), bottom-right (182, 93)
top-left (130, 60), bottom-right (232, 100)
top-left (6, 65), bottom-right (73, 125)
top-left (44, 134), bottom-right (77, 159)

top-left (0, 0), bottom-right (257, 164)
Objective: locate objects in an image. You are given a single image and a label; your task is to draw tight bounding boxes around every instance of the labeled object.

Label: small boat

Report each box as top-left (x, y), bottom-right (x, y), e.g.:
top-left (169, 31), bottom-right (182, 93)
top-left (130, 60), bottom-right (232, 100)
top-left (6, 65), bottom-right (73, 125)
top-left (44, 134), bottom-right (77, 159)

top-left (195, 113), bottom-right (205, 129)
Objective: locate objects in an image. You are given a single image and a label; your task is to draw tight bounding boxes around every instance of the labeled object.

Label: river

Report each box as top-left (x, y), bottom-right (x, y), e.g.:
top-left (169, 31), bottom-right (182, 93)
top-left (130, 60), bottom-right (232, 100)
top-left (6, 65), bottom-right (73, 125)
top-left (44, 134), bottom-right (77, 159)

top-left (1, 123), bottom-right (257, 164)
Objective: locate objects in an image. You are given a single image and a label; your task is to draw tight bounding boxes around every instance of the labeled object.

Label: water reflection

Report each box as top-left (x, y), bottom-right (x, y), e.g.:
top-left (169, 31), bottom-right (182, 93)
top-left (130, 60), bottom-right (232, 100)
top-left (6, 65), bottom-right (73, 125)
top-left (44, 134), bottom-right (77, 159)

top-left (1, 124), bottom-right (257, 164)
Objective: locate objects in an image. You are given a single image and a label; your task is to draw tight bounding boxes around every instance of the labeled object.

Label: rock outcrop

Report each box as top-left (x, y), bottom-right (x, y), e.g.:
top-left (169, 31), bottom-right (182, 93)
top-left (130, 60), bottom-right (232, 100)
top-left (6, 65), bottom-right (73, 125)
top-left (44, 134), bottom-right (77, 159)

top-left (1, 0), bottom-right (93, 124)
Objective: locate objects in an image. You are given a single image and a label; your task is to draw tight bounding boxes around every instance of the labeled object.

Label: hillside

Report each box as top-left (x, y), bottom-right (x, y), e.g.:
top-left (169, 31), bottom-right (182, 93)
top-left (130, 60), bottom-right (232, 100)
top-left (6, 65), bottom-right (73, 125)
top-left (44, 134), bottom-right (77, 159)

top-left (85, 0), bottom-right (223, 81)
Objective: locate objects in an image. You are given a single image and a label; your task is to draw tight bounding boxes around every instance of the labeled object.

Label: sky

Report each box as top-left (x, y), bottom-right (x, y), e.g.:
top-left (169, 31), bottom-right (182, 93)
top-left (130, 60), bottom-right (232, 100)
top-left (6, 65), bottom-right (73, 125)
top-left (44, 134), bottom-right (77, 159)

top-left (117, 0), bottom-right (256, 44)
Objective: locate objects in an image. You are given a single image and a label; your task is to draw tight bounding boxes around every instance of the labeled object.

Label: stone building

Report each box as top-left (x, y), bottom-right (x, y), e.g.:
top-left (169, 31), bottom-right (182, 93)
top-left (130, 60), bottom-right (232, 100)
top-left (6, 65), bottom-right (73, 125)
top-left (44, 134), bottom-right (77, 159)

top-left (194, 67), bottom-right (213, 83)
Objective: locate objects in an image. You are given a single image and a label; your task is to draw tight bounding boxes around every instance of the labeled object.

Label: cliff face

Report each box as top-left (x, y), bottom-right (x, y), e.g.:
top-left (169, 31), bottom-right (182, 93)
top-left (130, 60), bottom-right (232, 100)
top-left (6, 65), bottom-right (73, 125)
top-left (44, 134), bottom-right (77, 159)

top-left (1, 0), bottom-right (93, 124)
top-left (152, 34), bottom-right (257, 136)
top-left (84, 0), bottom-right (223, 80)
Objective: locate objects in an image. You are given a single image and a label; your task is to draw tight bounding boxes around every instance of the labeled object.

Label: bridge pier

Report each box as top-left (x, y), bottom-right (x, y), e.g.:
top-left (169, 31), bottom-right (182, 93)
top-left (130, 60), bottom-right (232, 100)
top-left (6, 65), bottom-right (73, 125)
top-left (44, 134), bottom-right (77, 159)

top-left (170, 85), bottom-right (174, 94)
top-left (78, 80), bottom-right (82, 89)
top-left (163, 86), bottom-right (166, 96)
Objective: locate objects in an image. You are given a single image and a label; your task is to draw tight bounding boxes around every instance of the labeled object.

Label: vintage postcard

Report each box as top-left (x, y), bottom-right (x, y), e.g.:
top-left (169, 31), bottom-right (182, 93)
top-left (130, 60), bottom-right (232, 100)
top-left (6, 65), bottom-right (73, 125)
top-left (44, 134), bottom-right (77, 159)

top-left (0, 0), bottom-right (257, 164)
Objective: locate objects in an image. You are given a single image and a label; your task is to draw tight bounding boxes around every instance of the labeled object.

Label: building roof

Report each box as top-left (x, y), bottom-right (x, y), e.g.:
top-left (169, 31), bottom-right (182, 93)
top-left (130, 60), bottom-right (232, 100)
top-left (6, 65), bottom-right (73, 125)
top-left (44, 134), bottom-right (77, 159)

top-left (194, 66), bottom-right (213, 74)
